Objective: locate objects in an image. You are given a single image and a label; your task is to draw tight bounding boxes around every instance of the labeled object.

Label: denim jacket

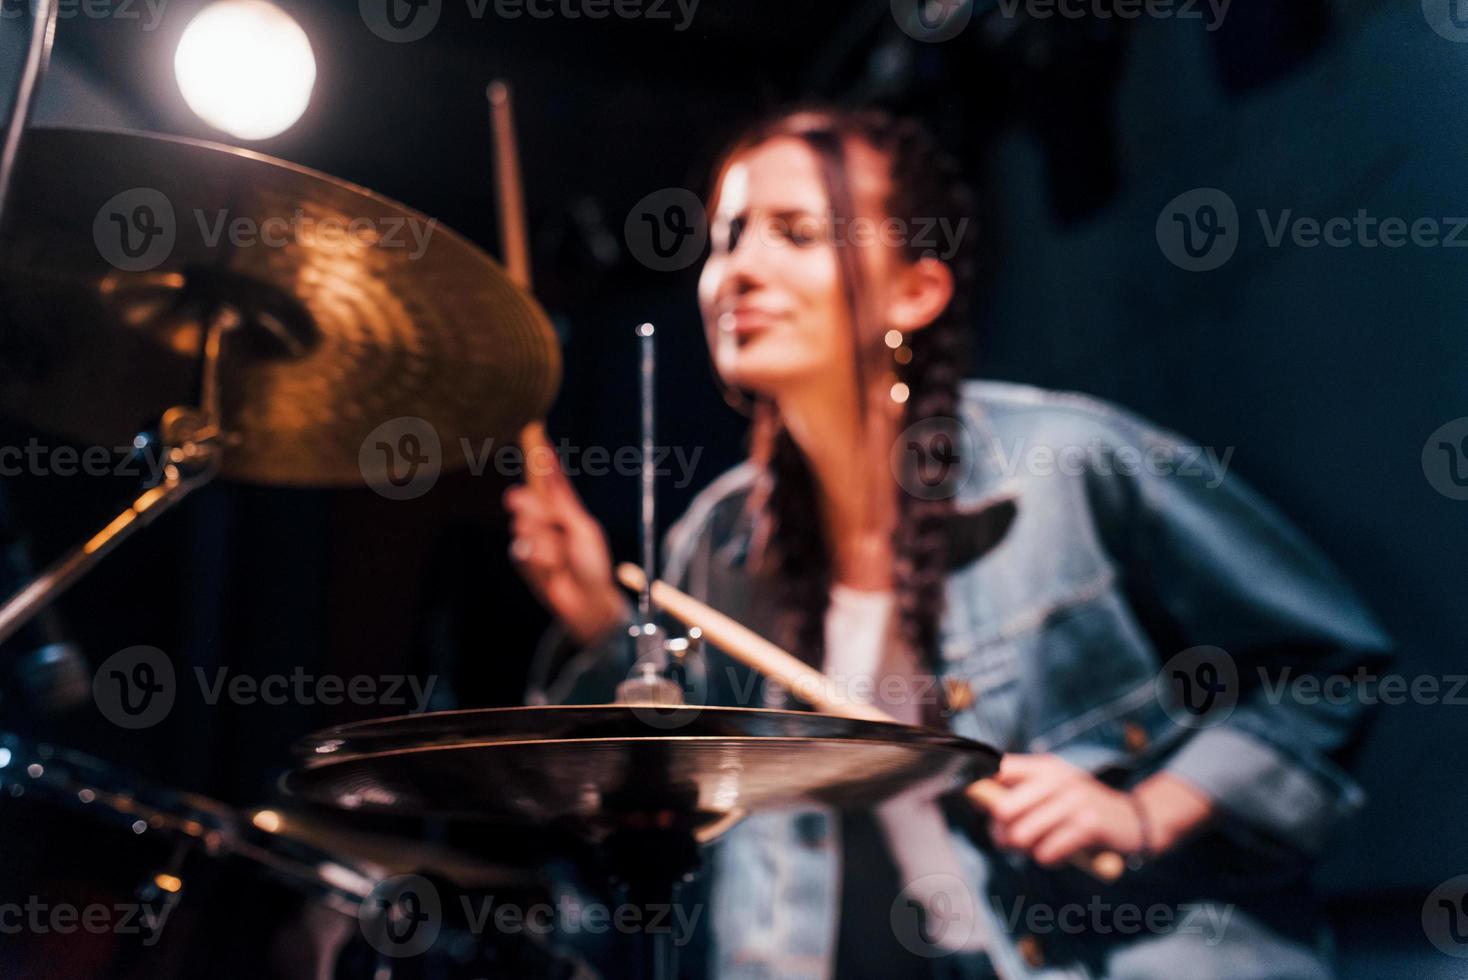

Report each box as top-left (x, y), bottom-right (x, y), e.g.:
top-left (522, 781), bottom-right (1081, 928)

top-left (527, 380), bottom-right (1391, 980)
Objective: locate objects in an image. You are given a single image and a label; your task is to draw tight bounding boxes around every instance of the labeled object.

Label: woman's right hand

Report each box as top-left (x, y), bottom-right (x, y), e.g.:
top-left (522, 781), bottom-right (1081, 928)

top-left (503, 422), bottom-right (629, 645)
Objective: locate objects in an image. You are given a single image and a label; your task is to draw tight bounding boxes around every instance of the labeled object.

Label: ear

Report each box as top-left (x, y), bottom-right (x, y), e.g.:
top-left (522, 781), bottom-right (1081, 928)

top-left (883, 256), bottom-right (954, 336)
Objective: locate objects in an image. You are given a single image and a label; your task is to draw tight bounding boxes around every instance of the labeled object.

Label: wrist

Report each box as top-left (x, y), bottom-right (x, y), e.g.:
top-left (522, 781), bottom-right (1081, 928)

top-left (1124, 791), bottom-right (1155, 870)
top-left (1131, 773), bottom-right (1216, 856)
top-left (565, 588), bottom-right (629, 646)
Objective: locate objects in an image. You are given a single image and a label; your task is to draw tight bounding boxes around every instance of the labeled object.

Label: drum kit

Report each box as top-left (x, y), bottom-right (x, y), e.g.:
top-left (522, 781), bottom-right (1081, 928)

top-left (0, 124), bottom-right (1004, 979)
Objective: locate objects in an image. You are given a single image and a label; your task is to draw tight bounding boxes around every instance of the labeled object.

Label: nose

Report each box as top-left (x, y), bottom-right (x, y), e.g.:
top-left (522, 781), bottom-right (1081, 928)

top-left (713, 223), bottom-right (767, 304)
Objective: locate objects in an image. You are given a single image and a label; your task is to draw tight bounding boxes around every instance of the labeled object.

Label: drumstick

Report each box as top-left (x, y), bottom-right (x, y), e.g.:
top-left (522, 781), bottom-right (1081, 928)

top-left (487, 80), bottom-right (532, 289)
top-left (615, 563), bottom-right (1125, 883)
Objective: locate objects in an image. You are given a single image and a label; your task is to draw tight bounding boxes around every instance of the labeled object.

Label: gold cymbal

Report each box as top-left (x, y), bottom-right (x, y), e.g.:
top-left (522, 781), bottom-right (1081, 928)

top-left (0, 127), bottom-right (560, 487)
top-left (284, 704), bottom-right (1001, 842)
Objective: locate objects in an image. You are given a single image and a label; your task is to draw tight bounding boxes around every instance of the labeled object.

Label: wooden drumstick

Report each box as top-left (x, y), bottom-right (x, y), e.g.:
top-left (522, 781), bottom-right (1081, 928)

top-left (615, 563), bottom-right (1125, 883)
top-left (487, 80), bottom-right (532, 289)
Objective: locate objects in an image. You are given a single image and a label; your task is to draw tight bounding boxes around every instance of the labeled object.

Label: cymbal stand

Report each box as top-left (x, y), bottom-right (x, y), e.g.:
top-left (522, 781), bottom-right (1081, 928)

top-left (0, 306), bottom-right (240, 646)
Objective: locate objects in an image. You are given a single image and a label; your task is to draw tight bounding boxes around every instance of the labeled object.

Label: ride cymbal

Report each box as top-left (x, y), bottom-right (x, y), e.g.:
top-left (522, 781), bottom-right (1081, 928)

top-left (0, 127), bottom-right (560, 487)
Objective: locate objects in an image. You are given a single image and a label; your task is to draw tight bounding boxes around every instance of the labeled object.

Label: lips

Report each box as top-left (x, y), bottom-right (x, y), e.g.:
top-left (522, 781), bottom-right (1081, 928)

top-left (726, 305), bottom-right (780, 340)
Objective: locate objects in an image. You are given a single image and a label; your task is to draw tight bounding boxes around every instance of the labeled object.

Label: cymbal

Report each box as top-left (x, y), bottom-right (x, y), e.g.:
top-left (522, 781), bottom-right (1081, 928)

top-left (242, 806), bottom-right (537, 892)
top-left (0, 127), bottom-right (560, 487)
top-left (283, 704), bottom-right (1000, 842)
top-left (0, 732), bottom-right (527, 909)
top-left (0, 730), bottom-right (235, 845)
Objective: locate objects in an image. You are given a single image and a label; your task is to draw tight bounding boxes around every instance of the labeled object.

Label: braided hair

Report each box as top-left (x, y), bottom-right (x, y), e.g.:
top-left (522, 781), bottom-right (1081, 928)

top-left (706, 106), bottom-right (979, 669)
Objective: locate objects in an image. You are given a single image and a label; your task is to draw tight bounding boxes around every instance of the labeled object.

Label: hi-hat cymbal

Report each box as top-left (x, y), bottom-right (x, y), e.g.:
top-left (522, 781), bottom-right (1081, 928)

top-left (284, 704), bottom-right (1001, 842)
top-left (0, 127), bottom-right (560, 487)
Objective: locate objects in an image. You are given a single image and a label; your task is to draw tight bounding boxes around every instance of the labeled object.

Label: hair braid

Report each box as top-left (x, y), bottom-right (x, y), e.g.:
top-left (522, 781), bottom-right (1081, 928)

top-left (712, 107), bottom-right (979, 669)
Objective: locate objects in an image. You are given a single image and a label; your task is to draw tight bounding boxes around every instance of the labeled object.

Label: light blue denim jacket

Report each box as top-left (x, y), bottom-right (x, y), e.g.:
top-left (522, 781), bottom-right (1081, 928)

top-left (528, 380), bottom-right (1391, 980)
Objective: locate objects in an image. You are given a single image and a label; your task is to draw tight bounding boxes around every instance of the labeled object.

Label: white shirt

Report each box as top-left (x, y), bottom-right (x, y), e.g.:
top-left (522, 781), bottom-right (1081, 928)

top-left (823, 584), bottom-right (983, 953)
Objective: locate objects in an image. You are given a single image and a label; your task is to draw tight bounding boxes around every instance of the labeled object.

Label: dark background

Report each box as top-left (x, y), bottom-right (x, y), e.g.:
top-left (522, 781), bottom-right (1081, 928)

top-left (1, 0), bottom-right (1465, 977)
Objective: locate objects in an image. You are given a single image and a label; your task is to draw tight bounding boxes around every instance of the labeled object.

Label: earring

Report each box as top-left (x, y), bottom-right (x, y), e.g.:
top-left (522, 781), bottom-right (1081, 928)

top-left (885, 329), bottom-right (912, 407)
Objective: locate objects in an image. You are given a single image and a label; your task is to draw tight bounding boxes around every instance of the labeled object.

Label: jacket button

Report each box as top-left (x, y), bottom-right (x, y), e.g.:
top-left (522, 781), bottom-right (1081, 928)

top-left (1016, 934), bottom-right (1045, 968)
top-left (1122, 721), bottom-right (1149, 754)
top-left (943, 677), bottom-right (976, 713)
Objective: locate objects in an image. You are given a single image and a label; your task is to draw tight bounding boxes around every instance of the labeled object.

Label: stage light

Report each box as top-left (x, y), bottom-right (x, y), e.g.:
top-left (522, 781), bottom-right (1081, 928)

top-left (175, 0), bottom-right (316, 141)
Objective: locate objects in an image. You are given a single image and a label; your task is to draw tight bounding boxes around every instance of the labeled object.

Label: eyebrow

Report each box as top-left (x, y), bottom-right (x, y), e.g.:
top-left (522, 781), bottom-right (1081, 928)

top-left (714, 206), bottom-right (829, 228)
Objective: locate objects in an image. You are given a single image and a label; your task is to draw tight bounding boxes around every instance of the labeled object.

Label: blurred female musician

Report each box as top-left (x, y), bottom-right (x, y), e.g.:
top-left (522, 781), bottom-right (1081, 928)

top-left (505, 107), bottom-right (1390, 980)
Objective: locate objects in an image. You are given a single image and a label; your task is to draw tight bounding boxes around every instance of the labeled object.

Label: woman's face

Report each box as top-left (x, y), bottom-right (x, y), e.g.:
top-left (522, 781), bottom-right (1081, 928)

top-left (697, 135), bottom-right (901, 399)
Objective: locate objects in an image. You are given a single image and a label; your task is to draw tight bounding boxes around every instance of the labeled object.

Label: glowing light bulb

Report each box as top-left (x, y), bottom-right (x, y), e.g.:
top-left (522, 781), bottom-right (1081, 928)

top-left (175, 0), bottom-right (316, 141)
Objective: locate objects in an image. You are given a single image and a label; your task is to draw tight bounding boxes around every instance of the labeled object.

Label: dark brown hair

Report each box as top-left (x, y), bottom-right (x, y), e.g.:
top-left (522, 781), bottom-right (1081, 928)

top-left (707, 106), bottom-right (977, 668)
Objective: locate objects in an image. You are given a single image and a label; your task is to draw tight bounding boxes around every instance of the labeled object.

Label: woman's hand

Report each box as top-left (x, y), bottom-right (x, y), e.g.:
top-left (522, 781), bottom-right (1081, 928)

top-left (503, 423), bottom-right (628, 645)
top-left (984, 755), bottom-right (1214, 869)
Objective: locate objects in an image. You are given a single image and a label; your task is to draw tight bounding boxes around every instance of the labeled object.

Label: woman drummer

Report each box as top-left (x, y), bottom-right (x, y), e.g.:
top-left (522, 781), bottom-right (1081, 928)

top-left (505, 106), bottom-right (1389, 980)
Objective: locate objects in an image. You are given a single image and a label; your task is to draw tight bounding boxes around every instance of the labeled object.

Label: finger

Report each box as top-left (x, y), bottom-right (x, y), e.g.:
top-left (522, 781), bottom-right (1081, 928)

top-left (510, 535), bottom-right (562, 584)
top-left (1004, 787), bottom-right (1088, 852)
top-left (506, 485), bottom-right (558, 531)
top-left (1031, 819), bottom-right (1101, 868)
top-left (995, 754), bottom-right (1062, 786)
top-left (986, 771), bottom-right (1071, 824)
top-left (520, 422), bottom-right (578, 504)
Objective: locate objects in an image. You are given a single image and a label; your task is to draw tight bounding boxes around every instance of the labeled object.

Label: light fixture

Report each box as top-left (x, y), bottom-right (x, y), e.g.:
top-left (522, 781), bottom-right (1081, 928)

top-left (174, 0), bottom-right (316, 141)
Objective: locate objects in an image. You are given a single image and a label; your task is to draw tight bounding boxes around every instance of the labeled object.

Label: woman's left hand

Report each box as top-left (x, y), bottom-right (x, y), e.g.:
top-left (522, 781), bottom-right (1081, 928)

top-left (985, 754), bottom-right (1145, 868)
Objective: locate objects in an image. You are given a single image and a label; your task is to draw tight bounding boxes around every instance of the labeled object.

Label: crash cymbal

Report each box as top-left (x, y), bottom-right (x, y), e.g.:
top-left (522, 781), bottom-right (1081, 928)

top-left (283, 704), bottom-right (1000, 842)
top-left (0, 127), bottom-right (560, 487)
top-left (242, 806), bottom-right (537, 891)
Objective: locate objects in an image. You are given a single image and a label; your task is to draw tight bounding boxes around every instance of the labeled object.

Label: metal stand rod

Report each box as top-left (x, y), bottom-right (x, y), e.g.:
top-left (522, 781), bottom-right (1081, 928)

top-left (0, 304), bottom-right (236, 648)
top-left (0, 0), bottom-right (60, 235)
top-left (637, 322), bottom-right (656, 625)
top-left (0, 469), bottom-right (210, 646)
